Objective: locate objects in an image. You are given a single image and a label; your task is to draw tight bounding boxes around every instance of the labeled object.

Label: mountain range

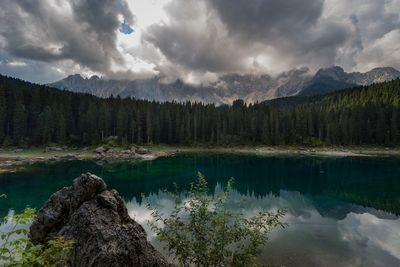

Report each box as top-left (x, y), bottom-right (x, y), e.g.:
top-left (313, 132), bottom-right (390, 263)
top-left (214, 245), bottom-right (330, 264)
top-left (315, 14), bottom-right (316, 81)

top-left (49, 66), bottom-right (400, 104)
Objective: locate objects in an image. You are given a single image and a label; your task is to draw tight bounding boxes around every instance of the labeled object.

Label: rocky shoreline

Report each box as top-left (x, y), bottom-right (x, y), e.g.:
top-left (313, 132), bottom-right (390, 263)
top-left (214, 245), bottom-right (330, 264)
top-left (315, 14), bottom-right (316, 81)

top-left (1, 145), bottom-right (399, 173)
top-left (0, 146), bottom-right (168, 173)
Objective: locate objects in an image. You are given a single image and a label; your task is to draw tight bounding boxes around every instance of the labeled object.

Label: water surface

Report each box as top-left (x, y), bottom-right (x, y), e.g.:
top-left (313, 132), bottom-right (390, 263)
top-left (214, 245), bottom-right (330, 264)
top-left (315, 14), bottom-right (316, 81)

top-left (1, 154), bottom-right (399, 266)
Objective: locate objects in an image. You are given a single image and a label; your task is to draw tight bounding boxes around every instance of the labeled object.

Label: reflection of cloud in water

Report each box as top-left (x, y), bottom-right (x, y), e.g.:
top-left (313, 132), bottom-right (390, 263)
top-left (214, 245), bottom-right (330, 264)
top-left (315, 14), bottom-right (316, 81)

top-left (126, 186), bottom-right (400, 267)
top-left (0, 210), bottom-right (30, 253)
top-left (338, 213), bottom-right (400, 266)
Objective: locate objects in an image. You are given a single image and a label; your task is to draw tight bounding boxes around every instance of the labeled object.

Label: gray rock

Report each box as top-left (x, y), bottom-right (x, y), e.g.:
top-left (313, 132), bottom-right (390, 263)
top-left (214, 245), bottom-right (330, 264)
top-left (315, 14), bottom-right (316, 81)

top-left (94, 146), bottom-right (109, 154)
top-left (29, 173), bottom-right (168, 267)
top-left (49, 156), bottom-right (60, 161)
top-left (135, 147), bottom-right (148, 155)
top-left (61, 154), bottom-right (77, 161)
top-left (127, 147), bottom-right (137, 155)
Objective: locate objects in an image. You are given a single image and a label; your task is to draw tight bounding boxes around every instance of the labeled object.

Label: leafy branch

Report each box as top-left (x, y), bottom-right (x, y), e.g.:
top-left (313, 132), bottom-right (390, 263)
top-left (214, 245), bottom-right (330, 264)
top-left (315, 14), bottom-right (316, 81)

top-left (145, 173), bottom-right (287, 267)
top-left (0, 201), bottom-right (74, 266)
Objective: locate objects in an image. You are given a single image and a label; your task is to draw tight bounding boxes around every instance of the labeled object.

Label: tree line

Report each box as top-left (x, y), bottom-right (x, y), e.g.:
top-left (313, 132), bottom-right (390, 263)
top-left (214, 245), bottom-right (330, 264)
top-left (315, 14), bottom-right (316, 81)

top-left (0, 74), bottom-right (399, 147)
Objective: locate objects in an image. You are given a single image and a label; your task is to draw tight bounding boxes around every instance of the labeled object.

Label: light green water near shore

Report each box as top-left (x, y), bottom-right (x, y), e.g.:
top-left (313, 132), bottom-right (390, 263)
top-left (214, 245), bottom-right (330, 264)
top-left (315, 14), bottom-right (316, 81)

top-left (1, 154), bottom-right (399, 266)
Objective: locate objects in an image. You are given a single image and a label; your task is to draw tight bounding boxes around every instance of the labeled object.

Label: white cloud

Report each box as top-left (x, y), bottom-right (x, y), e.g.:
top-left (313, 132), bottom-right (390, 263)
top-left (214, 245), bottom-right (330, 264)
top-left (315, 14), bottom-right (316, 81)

top-left (7, 61), bottom-right (27, 67)
top-left (355, 29), bottom-right (400, 71)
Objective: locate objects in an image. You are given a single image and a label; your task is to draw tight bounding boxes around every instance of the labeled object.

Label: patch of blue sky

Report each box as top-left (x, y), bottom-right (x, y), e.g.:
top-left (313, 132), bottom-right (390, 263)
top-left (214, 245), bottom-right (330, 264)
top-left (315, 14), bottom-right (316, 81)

top-left (120, 20), bottom-right (134, 35)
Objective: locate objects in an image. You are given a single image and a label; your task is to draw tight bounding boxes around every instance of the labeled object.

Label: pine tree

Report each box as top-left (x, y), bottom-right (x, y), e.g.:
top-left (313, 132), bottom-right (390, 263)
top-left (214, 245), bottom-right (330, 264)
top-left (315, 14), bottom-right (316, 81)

top-left (117, 105), bottom-right (127, 144)
top-left (145, 107), bottom-right (152, 144)
top-left (42, 106), bottom-right (53, 144)
top-left (12, 98), bottom-right (26, 146)
top-left (0, 86), bottom-right (6, 143)
top-left (57, 112), bottom-right (67, 144)
top-left (390, 108), bottom-right (398, 145)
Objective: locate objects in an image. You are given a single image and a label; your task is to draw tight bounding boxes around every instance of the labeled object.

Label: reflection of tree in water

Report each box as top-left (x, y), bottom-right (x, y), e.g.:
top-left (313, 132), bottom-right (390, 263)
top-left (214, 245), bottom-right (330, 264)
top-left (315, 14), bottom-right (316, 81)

top-left (144, 155), bottom-right (400, 215)
top-left (0, 155), bottom-right (399, 216)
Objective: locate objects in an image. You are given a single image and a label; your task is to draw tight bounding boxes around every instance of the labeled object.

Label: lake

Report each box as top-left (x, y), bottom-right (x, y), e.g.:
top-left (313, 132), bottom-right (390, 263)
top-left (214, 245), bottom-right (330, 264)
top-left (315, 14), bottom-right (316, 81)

top-left (1, 154), bottom-right (400, 267)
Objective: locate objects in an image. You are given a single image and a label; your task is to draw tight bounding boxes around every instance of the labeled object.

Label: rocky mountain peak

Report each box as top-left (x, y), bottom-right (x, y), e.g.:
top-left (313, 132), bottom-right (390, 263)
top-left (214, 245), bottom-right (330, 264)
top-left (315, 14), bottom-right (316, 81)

top-left (90, 75), bottom-right (101, 80)
top-left (300, 66), bottom-right (400, 96)
top-left (315, 66), bottom-right (346, 80)
top-left (350, 67), bottom-right (400, 85)
top-left (364, 67), bottom-right (400, 78)
top-left (65, 73), bottom-right (84, 80)
top-left (368, 66), bottom-right (399, 73)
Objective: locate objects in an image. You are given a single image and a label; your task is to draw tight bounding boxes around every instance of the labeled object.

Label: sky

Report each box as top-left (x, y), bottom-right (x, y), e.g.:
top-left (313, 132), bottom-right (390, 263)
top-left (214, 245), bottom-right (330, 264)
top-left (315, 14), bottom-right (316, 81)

top-left (0, 0), bottom-right (399, 84)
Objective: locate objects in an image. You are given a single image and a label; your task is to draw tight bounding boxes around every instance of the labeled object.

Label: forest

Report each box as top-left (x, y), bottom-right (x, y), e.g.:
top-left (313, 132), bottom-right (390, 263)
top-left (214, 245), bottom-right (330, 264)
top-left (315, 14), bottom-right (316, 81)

top-left (0, 74), bottom-right (399, 147)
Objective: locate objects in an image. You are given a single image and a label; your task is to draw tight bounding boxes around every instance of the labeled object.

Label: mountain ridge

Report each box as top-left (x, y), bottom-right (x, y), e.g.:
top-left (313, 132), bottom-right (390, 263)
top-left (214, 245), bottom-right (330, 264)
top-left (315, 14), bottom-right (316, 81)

top-left (299, 66), bottom-right (400, 96)
top-left (49, 66), bottom-right (400, 104)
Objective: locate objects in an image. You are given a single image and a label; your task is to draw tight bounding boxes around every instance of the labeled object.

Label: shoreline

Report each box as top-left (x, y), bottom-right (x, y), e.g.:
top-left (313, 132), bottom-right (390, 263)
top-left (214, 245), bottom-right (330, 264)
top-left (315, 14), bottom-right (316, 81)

top-left (1, 145), bottom-right (400, 173)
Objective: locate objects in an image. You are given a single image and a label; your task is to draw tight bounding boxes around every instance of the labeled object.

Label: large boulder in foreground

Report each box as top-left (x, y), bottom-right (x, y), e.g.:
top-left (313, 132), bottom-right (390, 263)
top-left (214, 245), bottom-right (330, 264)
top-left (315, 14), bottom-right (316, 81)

top-left (29, 173), bottom-right (168, 267)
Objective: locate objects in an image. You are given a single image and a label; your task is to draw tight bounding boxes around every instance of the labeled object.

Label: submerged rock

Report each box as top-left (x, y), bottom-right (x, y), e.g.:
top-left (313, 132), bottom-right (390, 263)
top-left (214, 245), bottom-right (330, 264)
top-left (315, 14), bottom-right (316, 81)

top-left (29, 173), bottom-right (168, 267)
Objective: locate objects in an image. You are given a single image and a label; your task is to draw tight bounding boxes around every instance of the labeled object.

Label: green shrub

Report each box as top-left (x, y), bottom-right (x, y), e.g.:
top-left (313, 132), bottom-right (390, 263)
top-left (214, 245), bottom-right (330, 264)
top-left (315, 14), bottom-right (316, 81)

top-left (0, 206), bottom-right (74, 266)
top-left (104, 136), bottom-right (119, 147)
top-left (145, 173), bottom-right (287, 267)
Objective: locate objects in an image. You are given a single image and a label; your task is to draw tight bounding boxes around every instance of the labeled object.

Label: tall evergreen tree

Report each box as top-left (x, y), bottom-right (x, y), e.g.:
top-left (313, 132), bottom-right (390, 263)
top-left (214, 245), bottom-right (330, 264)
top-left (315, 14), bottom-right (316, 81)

top-left (0, 86), bottom-right (6, 143)
top-left (12, 98), bottom-right (26, 145)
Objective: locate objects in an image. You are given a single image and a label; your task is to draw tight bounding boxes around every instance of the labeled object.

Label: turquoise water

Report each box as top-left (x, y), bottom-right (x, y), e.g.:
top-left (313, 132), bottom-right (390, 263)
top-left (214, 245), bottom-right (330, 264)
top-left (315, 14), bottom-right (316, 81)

top-left (1, 154), bottom-right (400, 266)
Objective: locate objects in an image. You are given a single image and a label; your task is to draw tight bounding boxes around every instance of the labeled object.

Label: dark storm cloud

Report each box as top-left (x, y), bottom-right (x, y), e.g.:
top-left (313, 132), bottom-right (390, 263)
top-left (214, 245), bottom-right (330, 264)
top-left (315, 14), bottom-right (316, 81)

top-left (145, 20), bottom-right (245, 73)
top-left (206, 0), bottom-right (324, 41)
top-left (202, 0), bottom-right (400, 72)
top-left (0, 0), bottom-right (134, 75)
top-left (144, 0), bottom-right (350, 75)
top-left (144, 0), bottom-right (249, 74)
